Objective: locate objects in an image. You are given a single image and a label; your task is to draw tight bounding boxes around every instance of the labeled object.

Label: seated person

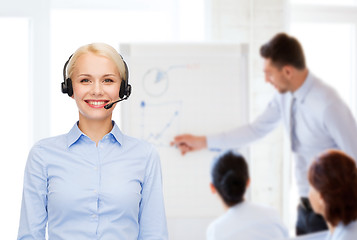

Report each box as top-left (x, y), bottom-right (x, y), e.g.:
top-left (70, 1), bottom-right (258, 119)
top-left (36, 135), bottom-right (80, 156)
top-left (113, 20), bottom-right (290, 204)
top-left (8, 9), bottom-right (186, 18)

top-left (308, 149), bottom-right (357, 240)
top-left (207, 151), bottom-right (288, 240)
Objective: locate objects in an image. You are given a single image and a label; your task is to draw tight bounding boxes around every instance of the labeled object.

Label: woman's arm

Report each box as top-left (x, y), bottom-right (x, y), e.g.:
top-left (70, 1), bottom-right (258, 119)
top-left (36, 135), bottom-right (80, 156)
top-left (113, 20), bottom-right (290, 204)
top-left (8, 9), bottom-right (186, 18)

top-left (138, 146), bottom-right (168, 240)
top-left (18, 145), bottom-right (47, 240)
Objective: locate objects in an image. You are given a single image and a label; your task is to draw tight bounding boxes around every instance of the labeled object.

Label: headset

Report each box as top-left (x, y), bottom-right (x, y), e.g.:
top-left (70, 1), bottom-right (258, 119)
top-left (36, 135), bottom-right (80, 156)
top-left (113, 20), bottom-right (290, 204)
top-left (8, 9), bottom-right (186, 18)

top-left (61, 53), bottom-right (132, 109)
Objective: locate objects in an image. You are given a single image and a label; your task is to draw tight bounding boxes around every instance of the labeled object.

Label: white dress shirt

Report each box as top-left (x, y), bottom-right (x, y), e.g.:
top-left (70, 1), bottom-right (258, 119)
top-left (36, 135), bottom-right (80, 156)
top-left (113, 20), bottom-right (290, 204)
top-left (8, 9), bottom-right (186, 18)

top-left (207, 72), bottom-right (357, 197)
top-left (326, 221), bottom-right (357, 240)
top-left (206, 201), bottom-right (288, 240)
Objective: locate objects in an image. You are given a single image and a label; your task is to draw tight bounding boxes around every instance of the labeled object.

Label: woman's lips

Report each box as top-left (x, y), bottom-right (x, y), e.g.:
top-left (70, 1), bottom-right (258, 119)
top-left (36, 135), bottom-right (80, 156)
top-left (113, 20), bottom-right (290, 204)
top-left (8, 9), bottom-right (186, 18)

top-left (85, 100), bottom-right (109, 108)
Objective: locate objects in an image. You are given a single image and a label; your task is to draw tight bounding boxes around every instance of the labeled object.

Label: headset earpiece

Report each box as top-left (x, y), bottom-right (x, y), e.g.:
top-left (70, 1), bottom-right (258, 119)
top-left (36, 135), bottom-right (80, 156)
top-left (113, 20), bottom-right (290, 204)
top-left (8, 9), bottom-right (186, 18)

top-left (61, 55), bottom-right (74, 97)
top-left (62, 78), bottom-right (73, 97)
top-left (119, 80), bottom-right (132, 99)
top-left (119, 54), bottom-right (131, 99)
top-left (119, 81), bottom-right (126, 99)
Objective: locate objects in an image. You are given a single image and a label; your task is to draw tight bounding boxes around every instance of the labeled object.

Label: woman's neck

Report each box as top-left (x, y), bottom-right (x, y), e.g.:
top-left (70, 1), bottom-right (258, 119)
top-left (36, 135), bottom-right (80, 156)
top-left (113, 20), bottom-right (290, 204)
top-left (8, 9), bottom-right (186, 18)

top-left (327, 222), bottom-right (336, 234)
top-left (78, 117), bottom-right (113, 146)
top-left (222, 199), bottom-right (244, 211)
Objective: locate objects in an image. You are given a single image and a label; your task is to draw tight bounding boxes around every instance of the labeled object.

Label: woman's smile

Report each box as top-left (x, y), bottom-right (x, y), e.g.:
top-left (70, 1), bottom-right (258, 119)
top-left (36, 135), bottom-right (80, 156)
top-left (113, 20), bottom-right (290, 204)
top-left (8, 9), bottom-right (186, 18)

top-left (84, 99), bottom-right (109, 108)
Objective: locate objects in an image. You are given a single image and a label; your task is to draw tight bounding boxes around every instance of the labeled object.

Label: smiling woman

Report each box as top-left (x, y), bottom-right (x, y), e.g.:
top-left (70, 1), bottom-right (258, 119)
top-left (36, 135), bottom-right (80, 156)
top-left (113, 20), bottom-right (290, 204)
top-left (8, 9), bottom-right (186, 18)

top-left (17, 43), bottom-right (168, 240)
top-left (70, 52), bottom-right (122, 129)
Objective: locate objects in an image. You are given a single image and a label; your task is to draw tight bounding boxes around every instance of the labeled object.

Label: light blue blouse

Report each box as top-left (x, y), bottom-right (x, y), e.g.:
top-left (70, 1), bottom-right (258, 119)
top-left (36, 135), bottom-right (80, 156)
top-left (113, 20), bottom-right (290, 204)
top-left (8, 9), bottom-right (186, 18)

top-left (327, 221), bottom-right (357, 240)
top-left (18, 121), bottom-right (168, 240)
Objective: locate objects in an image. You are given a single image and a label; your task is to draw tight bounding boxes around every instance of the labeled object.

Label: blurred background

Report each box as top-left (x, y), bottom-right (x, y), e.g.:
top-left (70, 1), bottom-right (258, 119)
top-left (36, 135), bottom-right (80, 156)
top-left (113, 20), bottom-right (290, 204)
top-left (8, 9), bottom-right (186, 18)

top-left (1, 0), bottom-right (357, 239)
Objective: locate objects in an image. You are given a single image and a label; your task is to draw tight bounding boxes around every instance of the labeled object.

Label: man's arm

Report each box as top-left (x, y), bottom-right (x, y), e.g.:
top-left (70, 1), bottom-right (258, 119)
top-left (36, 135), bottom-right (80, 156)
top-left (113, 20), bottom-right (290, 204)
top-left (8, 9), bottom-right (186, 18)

top-left (170, 135), bottom-right (207, 155)
top-left (324, 101), bottom-right (357, 161)
top-left (171, 94), bottom-right (283, 155)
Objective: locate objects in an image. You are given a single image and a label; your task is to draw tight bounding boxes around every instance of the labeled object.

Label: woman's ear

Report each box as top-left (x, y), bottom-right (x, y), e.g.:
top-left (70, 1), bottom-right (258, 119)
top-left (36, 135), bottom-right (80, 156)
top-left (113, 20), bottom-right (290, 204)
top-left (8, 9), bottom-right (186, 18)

top-left (318, 192), bottom-right (325, 207)
top-left (246, 178), bottom-right (251, 189)
top-left (210, 182), bottom-right (216, 194)
top-left (71, 83), bottom-right (76, 99)
top-left (316, 192), bottom-right (326, 216)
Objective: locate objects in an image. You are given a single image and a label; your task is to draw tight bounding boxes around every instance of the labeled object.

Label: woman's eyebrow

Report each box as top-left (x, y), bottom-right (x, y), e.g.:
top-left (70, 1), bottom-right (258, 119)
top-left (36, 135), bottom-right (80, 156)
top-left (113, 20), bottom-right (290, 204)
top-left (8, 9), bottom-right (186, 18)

top-left (76, 73), bottom-right (92, 77)
top-left (76, 73), bottom-right (118, 77)
top-left (103, 74), bottom-right (117, 77)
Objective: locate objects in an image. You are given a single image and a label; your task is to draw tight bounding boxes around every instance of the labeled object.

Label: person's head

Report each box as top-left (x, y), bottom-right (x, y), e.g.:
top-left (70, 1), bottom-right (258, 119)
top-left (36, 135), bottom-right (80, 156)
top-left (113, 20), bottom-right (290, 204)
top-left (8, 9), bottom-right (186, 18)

top-left (260, 33), bottom-right (307, 93)
top-left (67, 43), bottom-right (127, 85)
top-left (210, 151), bottom-right (250, 207)
top-left (65, 43), bottom-right (127, 122)
top-left (308, 149), bottom-right (357, 227)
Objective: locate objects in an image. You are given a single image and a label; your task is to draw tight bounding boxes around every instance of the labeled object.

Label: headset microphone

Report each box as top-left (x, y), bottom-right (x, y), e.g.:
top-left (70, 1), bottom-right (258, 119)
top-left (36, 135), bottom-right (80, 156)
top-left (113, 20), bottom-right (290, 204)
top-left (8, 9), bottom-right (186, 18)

top-left (104, 96), bottom-right (128, 109)
top-left (104, 82), bottom-right (132, 109)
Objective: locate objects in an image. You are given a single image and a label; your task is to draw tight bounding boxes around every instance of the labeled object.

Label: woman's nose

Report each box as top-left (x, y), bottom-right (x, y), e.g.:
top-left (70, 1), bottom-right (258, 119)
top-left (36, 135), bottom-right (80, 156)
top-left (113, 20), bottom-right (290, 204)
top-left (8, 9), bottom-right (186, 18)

top-left (92, 81), bottom-right (104, 95)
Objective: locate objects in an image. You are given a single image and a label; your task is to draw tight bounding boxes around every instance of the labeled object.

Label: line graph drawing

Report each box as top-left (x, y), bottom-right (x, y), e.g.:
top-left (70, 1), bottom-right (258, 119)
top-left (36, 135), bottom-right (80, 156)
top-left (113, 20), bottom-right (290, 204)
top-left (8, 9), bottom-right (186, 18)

top-left (139, 100), bottom-right (183, 147)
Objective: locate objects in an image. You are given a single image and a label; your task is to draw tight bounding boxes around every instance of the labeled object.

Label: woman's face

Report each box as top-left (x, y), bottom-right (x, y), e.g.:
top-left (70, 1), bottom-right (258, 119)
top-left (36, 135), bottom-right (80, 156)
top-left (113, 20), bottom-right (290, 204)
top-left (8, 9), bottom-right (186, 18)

top-left (308, 185), bottom-right (325, 217)
top-left (71, 52), bottom-right (121, 122)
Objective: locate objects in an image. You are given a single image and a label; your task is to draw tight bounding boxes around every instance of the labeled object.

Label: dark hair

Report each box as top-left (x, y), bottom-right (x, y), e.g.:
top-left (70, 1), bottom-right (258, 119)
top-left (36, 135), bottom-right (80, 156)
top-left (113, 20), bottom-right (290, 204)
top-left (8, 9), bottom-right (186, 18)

top-left (260, 32), bottom-right (306, 70)
top-left (308, 150), bottom-right (357, 226)
top-left (211, 151), bottom-right (249, 207)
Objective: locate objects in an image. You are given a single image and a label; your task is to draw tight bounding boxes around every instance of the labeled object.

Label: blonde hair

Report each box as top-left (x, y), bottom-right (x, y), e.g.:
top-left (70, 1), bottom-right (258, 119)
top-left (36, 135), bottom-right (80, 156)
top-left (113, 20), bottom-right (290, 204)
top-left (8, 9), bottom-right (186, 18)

top-left (66, 43), bottom-right (127, 82)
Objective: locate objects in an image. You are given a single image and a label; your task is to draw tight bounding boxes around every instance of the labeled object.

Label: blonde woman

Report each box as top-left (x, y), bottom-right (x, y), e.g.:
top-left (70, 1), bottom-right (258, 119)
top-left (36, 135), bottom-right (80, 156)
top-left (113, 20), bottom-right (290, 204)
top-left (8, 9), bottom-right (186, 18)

top-left (18, 43), bottom-right (168, 240)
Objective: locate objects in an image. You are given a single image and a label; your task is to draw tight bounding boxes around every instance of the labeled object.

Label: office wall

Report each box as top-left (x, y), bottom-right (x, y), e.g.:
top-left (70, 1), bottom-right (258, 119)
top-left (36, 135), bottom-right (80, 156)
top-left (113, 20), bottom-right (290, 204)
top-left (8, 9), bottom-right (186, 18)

top-left (208, 0), bottom-right (288, 223)
top-left (0, 0), bottom-right (289, 239)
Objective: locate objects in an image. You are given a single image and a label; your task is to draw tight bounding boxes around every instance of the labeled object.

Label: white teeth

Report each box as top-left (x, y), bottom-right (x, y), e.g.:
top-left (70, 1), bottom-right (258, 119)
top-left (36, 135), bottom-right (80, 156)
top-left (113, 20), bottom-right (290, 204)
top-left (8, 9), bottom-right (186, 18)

top-left (87, 101), bottom-right (106, 106)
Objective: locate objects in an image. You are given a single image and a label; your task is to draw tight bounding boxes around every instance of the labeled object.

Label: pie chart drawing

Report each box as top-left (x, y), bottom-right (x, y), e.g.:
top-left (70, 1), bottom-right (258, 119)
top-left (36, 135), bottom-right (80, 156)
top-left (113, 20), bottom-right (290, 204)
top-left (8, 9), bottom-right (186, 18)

top-left (142, 68), bottom-right (169, 97)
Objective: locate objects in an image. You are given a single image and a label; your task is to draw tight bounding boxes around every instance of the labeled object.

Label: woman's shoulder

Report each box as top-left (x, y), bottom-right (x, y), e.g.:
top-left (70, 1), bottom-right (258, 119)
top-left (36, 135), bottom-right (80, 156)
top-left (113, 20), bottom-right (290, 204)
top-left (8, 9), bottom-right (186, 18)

top-left (338, 220), bottom-right (357, 239)
top-left (208, 202), bottom-right (286, 240)
top-left (235, 201), bottom-right (277, 212)
top-left (122, 134), bottom-right (153, 149)
top-left (26, 134), bottom-right (68, 167)
top-left (229, 202), bottom-right (282, 223)
top-left (31, 133), bottom-right (67, 151)
top-left (120, 133), bottom-right (159, 158)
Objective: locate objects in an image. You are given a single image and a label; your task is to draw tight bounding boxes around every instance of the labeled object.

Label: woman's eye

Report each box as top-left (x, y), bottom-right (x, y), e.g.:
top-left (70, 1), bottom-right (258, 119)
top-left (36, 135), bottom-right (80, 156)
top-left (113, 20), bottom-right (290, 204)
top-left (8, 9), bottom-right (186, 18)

top-left (80, 79), bottom-right (90, 83)
top-left (104, 79), bottom-right (114, 83)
